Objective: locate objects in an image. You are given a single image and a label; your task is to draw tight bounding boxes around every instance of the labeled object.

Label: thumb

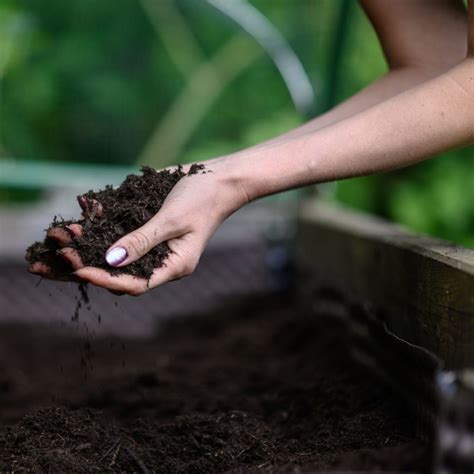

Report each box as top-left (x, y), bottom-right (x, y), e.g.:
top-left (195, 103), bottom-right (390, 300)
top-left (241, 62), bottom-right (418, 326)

top-left (105, 216), bottom-right (182, 267)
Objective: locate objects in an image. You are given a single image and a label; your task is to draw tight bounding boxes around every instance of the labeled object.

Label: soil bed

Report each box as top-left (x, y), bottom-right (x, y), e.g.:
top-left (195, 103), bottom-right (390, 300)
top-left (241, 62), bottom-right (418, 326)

top-left (0, 293), bottom-right (428, 472)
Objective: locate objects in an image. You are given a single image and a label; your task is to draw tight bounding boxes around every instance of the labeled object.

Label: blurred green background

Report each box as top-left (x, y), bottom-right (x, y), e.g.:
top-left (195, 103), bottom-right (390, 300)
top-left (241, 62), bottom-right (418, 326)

top-left (1, 0), bottom-right (473, 247)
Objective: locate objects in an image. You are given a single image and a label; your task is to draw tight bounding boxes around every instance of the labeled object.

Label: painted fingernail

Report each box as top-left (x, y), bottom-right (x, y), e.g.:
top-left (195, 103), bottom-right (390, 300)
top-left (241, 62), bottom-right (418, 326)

top-left (106, 247), bottom-right (128, 266)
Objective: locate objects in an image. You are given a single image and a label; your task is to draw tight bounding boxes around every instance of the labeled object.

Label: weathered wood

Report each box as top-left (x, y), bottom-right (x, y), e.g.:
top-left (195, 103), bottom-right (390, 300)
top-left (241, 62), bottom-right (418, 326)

top-left (296, 201), bottom-right (474, 369)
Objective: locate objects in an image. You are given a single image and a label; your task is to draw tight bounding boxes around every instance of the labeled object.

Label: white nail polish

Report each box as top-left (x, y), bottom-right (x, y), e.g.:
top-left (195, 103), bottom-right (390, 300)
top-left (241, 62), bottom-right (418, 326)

top-left (106, 247), bottom-right (128, 266)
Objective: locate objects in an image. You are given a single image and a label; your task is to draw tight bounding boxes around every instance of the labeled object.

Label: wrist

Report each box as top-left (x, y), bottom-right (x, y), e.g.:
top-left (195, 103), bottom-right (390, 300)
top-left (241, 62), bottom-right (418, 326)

top-left (213, 142), bottom-right (300, 202)
top-left (206, 136), bottom-right (310, 207)
top-left (206, 156), bottom-right (252, 214)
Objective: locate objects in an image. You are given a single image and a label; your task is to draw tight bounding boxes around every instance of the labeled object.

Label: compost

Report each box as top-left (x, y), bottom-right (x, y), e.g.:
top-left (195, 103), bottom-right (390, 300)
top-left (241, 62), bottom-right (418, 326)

top-left (0, 293), bottom-right (429, 472)
top-left (25, 165), bottom-right (205, 279)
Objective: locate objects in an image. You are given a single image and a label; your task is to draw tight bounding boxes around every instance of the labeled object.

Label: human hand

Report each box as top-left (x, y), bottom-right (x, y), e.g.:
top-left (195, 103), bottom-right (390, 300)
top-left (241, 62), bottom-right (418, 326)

top-left (30, 158), bottom-right (248, 295)
top-left (27, 194), bottom-right (104, 282)
top-left (27, 222), bottom-right (86, 282)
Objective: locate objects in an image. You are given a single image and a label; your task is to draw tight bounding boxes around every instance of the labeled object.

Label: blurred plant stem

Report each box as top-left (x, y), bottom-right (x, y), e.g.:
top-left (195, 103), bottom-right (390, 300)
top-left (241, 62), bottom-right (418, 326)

top-left (138, 35), bottom-right (262, 168)
top-left (139, 0), bottom-right (204, 76)
top-left (0, 14), bottom-right (16, 158)
top-left (138, 0), bottom-right (262, 168)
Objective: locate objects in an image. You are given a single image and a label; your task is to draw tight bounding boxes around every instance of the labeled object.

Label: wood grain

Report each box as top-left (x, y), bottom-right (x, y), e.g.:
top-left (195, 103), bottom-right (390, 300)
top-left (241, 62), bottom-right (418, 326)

top-left (296, 201), bottom-right (474, 369)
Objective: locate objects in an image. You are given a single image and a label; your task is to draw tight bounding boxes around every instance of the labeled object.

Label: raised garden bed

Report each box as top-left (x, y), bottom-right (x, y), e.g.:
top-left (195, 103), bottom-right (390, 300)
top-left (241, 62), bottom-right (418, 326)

top-left (0, 292), bottom-right (427, 472)
top-left (2, 200), bottom-right (474, 471)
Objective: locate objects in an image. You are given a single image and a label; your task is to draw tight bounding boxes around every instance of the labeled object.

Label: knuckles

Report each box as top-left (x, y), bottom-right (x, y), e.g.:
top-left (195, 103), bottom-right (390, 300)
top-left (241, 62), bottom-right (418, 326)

top-left (162, 214), bottom-right (188, 234)
top-left (175, 254), bottom-right (199, 278)
top-left (183, 257), bottom-right (199, 276)
top-left (126, 230), bottom-right (152, 257)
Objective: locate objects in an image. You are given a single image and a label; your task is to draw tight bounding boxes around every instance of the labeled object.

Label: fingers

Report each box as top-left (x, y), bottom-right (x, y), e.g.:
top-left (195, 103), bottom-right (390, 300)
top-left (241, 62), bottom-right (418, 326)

top-left (77, 195), bottom-right (103, 220)
top-left (66, 223), bottom-right (83, 237)
top-left (29, 225), bottom-right (84, 281)
top-left (28, 262), bottom-right (52, 277)
top-left (104, 215), bottom-right (184, 268)
top-left (47, 224), bottom-right (83, 247)
top-left (57, 247), bottom-right (84, 270)
top-left (102, 163), bottom-right (210, 268)
top-left (75, 258), bottom-right (186, 296)
top-left (144, 236), bottom-right (203, 289)
top-left (147, 248), bottom-right (198, 288)
top-left (28, 262), bottom-right (81, 282)
top-left (76, 235), bottom-right (203, 296)
top-left (74, 267), bottom-right (149, 296)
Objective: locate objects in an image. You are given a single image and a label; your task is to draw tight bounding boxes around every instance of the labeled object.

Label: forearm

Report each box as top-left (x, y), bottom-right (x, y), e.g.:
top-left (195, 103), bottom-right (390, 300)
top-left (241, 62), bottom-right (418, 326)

top-left (245, 0), bottom-right (468, 152)
top-left (246, 65), bottom-right (454, 150)
top-left (223, 59), bottom-right (474, 201)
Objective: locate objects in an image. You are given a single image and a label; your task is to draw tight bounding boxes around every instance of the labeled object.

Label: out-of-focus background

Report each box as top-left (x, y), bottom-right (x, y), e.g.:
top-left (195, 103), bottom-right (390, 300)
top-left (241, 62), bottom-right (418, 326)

top-left (1, 0), bottom-right (473, 257)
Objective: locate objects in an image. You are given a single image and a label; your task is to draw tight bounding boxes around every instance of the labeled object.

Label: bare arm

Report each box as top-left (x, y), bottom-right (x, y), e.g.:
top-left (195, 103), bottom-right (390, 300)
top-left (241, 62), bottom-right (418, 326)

top-left (220, 1), bottom-right (474, 199)
top-left (80, 50), bottom-right (474, 294)
top-left (225, 58), bottom-right (474, 200)
top-left (250, 0), bottom-right (467, 148)
top-left (33, 1), bottom-right (474, 295)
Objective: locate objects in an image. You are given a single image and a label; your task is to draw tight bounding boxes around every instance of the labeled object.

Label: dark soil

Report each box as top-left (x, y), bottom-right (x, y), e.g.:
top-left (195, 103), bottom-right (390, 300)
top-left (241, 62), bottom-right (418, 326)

top-left (25, 165), bottom-right (204, 279)
top-left (0, 293), bottom-right (429, 472)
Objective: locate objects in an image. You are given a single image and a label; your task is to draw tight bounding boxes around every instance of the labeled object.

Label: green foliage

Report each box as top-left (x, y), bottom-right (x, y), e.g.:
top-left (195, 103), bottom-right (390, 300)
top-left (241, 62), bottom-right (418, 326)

top-left (0, 0), bottom-right (473, 247)
top-left (333, 151), bottom-right (474, 248)
top-left (388, 152), bottom-right (474, 248)
top-left (0, 186), bottom-right (43, 204)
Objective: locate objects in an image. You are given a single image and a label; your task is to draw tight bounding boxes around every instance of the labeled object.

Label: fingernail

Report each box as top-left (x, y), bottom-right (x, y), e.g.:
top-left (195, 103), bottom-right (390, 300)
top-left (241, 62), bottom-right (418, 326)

top-left (77, 195), bottom-right (102, 217)
top-left (106, 247), bottom-right (128, 266)
top-left (64, 225), bottom-right (76, 237)
top-left (77, 195), bottom-right (90, 212)
top-left (28, 264), bottom-right (38, 274)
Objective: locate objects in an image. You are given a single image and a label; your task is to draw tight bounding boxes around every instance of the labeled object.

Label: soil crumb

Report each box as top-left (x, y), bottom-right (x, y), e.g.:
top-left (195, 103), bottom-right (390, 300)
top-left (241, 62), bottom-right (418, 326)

top-left (25, 164), bottom-right (205, 279)
top-left (0, 294), bottom-right (429, 472)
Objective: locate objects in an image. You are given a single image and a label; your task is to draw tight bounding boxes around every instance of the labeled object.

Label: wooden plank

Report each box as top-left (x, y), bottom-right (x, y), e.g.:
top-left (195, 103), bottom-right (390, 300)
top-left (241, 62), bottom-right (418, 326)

top-left (296, 201), bottom-right (474, 369)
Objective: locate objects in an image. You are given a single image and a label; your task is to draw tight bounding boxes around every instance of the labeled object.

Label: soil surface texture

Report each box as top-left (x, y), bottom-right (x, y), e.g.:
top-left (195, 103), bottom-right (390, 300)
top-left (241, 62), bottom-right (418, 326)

top-left (25, 165), bottom-right (204, 279)
top-left (0, 293), bottom-right (429, 472)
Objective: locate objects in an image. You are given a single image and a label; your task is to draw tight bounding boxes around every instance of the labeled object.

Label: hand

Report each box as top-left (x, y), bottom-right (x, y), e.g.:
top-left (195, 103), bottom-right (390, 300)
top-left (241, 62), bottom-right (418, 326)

top-left (27, 196), bottom-right (103, 282)
top-left (31, 158), bottom-right (248, 296)
top-left (28, 223), bottom-right (85, 282)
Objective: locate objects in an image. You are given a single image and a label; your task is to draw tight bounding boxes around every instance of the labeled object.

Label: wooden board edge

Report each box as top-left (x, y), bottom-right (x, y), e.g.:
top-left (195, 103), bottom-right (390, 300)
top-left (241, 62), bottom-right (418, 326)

top-left (296, 200), bottom-right (474, 369)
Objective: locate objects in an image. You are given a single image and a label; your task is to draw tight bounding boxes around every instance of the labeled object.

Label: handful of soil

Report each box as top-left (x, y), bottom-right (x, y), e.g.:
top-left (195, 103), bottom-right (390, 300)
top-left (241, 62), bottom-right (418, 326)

top-left (26, 164), bottom-right (204, 279)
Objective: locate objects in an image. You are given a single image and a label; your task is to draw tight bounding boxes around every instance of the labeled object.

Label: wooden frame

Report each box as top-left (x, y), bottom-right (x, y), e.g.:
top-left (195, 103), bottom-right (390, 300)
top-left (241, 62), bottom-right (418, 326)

top-left (296, 201), bottom-right (474, 369)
